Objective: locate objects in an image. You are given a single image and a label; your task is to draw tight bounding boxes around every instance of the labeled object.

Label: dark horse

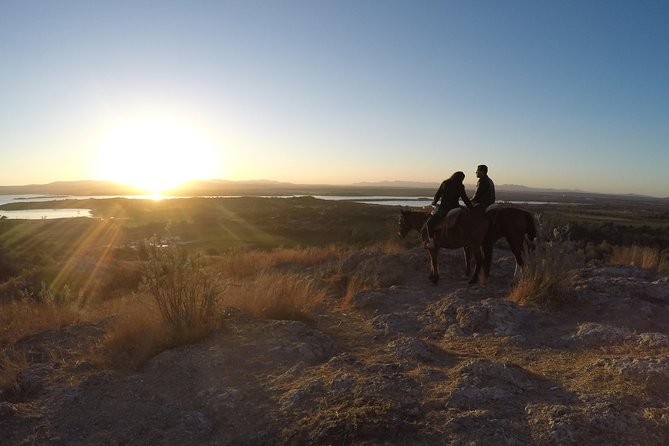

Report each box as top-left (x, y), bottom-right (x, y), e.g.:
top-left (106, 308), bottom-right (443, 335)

top-left (481, 205), bottom-right (537, 275)
top-left (398, 206), bottom-right (537, 284)
top-left (398, 208), bottom-right (489, 284)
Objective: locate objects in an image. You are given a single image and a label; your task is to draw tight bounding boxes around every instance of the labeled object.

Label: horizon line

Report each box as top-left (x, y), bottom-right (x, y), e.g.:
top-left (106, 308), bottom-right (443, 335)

top-left (0, 178), bottom-right (667, 200)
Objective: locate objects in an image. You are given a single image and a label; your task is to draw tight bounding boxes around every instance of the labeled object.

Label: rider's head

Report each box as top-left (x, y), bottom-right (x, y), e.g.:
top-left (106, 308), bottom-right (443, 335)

top-left (476, 165), bottom-right (488, 178)
top-left (450, 171), bottom-right (466, 184)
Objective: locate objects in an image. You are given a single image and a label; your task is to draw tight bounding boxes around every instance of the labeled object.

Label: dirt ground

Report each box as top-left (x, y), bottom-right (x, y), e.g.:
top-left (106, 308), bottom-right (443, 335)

top-left (1, 248), bottom-right (668, 445)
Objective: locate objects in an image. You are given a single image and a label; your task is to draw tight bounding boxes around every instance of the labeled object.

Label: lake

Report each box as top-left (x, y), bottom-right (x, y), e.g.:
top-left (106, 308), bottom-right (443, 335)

top-left (0, 194), bottom-right (555, 219)
top-left (0, 194), bottom-right (165, 219)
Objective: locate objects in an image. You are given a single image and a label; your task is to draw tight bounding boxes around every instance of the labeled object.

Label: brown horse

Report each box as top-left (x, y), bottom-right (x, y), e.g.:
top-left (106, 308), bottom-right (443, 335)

top-left (398, 208), bottom-right (489, 284)
top-left (398, 206), bottom-right (537, 284)
top-left (481, 205), bottom-right (537, 275)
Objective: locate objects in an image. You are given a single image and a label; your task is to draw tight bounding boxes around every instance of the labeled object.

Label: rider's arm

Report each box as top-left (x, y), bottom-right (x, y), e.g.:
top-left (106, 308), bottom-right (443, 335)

top-left (460, 185), bottom-right (474, 209)
top-left (432, 182), bottom-right (444, 206)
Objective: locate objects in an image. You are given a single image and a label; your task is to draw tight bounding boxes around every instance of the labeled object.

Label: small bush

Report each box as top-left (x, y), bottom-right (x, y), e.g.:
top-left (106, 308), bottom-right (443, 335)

top-left (142, 241), bottom-right (223, 336)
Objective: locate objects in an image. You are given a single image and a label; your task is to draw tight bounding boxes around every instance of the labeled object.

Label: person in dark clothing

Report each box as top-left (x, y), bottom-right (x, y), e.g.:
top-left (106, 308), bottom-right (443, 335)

top-left (470, 164), bottom-right (495, 210)
top-left (426, 171), bottom-right (473, 247)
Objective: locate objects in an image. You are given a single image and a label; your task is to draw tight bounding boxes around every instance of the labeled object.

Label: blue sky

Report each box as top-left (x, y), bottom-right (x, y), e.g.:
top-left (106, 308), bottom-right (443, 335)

top-left (1, 0), bottom-right (668, 196)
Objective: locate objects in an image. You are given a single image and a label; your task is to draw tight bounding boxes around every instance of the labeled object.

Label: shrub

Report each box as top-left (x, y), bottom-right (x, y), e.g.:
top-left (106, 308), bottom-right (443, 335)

top-left (142, 241), bottom-right (223, 336)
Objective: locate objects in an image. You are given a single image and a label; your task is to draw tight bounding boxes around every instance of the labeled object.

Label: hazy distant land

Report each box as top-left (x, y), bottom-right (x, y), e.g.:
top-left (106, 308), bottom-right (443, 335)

top-left (0, 179), bottom-right (667, 204)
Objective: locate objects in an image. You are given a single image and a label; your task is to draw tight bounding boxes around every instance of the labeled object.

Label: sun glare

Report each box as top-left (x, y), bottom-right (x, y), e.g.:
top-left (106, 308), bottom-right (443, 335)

top-left (95, 117), bottom-right (221, 193)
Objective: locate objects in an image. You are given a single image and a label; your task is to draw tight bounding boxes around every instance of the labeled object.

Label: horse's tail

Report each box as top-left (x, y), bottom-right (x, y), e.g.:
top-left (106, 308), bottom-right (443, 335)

top-left (525, 211), bottom-right (537, 251)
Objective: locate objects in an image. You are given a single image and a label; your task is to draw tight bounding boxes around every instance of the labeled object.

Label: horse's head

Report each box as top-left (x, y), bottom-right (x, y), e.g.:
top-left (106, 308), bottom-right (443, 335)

top-left (397, 210), bottom-right (411, 239)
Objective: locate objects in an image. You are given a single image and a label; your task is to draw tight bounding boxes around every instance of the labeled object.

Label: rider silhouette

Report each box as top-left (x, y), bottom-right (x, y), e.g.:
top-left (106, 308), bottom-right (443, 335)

top-left (426, 171), bottom-right (473, 248)
top-left (470, 164), bottom-right (495, 211)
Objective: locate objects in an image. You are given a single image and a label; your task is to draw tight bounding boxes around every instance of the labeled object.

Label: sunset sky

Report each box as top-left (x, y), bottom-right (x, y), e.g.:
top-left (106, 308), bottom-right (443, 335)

top-left (1, 1), bottom-right (667, 196)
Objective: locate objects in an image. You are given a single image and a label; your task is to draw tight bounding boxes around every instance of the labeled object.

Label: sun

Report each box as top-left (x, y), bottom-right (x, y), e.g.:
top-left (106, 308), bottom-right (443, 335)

top-left (95, 117), bottom-right (221, 193)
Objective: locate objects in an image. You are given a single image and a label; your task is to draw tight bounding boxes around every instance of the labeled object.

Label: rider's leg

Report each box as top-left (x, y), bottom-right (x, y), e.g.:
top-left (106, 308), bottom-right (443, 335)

top-left (425, 216), bottom-right (436, 247)
top-left (425, 211), bottom-right (443, 248)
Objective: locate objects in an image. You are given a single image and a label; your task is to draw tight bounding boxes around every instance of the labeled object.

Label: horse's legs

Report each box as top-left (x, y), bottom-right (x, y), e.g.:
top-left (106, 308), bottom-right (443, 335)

top-left (506, 236), bottom-right (525, 276)
top-left (468, 245), bottom-right (484, 284)
top-left (481, 240), bottom-right (494, 281)
top-left (428, 247), bottom-right (440, 284)
top-left (463, 246), bottom-right (472, 277)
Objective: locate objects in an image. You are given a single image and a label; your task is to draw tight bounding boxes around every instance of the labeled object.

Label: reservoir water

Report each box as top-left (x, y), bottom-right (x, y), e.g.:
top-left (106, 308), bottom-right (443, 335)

top-left (0, 194), bottom-right (168, 220)
top-left (0, 194), bottom-right (552, 220)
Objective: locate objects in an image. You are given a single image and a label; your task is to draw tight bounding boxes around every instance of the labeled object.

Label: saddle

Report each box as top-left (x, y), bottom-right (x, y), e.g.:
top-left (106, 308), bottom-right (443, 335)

top-left (484, 203), bottom-right (500, 213)
top-left (434, 207), bottom-right (467, 239)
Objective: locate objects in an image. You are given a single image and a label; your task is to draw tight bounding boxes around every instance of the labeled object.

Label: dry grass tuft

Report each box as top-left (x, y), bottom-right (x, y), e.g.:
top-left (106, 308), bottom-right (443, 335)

top-left (609, 245), bottom-right (669, 273)
top-left (93, 299), bottom-right (170, 370)
top-left (0, 348), bottom-right (27, 398)
top-left (92, 294), bottom-right (217, 371)
top-left (365, 239), bottom-right (405, 254)
top-left (342, 274), bottom-right (381, 309)
top-left (507, 241), bottom-right (579, 308)
top-left (0, 300), bottom-right (84, 346)
top-left (217, 245), bottom-right (344, 280)
top-left (261, 245), bottom-right (343, 266)
top-left (224, 271), bottom-right (326, 321)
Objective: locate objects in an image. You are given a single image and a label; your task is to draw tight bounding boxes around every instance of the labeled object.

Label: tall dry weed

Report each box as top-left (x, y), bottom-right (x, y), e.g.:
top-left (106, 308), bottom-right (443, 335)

top-left (507, 241), bottom-right (579, 308)
top-left (507, 215), bottom-right (581, 308)
top-left (609, 245), bottom-right (668, 273)
top-left (224, 271), bottom-right (326, 321)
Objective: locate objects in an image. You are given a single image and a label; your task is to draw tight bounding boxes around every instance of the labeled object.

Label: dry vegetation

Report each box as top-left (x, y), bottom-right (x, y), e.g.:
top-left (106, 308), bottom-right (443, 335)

top-left (92, 298), bottom-right (170, 371)
top-left (610, 245), bottom-right (669, 273)
top-left (506, 214), bottom-right (582, 308)
top-left (0, 243), bottom-right (357, 382)
top-left (507, 240), bottom-right (580, 308)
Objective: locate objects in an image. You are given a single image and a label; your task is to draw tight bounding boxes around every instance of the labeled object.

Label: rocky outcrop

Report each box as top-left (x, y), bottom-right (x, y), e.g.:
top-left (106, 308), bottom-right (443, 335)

top-left (2, 253), bottom-right (668, 445)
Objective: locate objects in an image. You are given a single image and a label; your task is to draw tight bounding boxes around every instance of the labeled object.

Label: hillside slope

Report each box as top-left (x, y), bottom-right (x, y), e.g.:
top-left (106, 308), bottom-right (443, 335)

top-left (1, 248), bottom-right (668, 445)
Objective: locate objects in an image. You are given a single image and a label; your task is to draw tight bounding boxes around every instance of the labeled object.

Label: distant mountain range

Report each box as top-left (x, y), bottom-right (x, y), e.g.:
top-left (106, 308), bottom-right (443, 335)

top-left (0, 180), bottom-right (145, 196)
top-left (351, 180), bottom-right (589, 194)
top-left (0, 179), bottom-right (666, 202)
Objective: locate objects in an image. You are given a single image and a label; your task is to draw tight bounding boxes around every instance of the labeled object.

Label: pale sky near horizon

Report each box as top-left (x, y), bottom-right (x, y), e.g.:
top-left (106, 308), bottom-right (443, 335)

top-left (1, 1), bottom-right (668, 196)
